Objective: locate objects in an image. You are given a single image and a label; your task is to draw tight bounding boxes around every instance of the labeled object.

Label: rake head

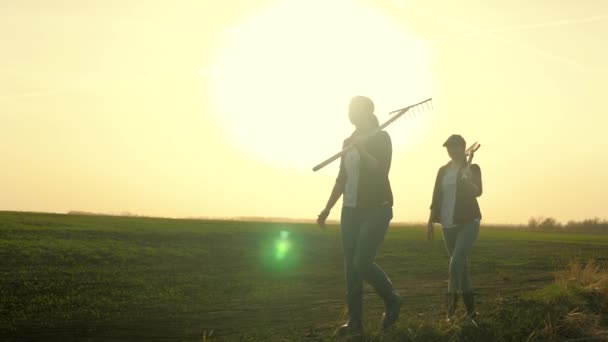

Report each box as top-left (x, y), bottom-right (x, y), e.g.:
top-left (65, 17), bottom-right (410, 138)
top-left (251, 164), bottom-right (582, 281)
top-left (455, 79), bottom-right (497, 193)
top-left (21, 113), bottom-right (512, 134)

top-left (389, 98), bottom-right (433, 117)
top-left (466, 142), bottom-right (481, 156)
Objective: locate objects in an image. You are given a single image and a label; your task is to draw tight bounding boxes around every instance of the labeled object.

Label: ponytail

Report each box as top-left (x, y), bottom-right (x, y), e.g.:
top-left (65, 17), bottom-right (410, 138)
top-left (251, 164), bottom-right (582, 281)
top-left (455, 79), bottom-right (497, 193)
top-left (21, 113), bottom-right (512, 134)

top-left (370, 114), bottom-right (380, 128)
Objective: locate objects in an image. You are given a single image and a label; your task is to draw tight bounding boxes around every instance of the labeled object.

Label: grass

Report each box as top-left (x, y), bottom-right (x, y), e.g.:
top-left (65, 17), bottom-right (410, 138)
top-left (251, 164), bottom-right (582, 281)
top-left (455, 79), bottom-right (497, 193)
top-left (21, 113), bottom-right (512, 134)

top-left (0, 211), bottom-right (607, 341)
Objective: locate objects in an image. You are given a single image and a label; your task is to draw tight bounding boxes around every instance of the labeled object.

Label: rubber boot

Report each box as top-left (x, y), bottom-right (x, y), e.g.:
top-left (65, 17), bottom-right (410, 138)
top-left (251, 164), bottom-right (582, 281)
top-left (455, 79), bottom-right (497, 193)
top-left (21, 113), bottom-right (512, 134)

top-left (381, 291), bottom-right (402, 330)
top-left (462, 292), bottom-right (479, 327)
top-left (334, 291), bottom-right (363, 337)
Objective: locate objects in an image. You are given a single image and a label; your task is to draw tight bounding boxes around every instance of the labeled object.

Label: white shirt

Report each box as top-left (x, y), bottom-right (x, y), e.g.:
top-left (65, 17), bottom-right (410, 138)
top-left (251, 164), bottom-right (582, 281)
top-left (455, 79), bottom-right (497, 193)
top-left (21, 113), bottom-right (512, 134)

top-left (440, 163), bottom-right (460, 228)
top-left (343, 148), bottom-right (360, 208)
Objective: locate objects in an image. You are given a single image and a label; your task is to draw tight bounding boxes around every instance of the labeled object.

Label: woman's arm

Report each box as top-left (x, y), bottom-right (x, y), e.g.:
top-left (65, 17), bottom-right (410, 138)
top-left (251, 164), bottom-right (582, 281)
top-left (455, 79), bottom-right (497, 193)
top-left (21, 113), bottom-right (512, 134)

top-left (427, 168), bottom-right (442, 240)
top-left (317, 179), bottom-right (345, 228)
top-left (426, 210), bottom-right (435, 241)
top-left (355, 145), bottom-right (379, 169)
top-left (352, 137), bottom-right (379, 169)
top-left (353, 132), bottom-right (391, 171)
top-left (460, 164), bottom-right (482, 197)
top-left (317, 142), bottom-right (348, 228)
top-left (429, 167), bottom-right (442, 218)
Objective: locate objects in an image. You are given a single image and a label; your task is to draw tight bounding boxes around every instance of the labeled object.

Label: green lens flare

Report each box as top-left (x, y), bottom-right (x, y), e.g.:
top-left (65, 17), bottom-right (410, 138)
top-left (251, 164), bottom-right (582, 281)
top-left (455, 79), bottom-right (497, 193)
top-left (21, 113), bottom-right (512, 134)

top-left (274, 230), bottom-right (291, 259)
top-left (262, 229), bottom-right (298, 271)
top-left (275, 240), bottom-right (290, 259)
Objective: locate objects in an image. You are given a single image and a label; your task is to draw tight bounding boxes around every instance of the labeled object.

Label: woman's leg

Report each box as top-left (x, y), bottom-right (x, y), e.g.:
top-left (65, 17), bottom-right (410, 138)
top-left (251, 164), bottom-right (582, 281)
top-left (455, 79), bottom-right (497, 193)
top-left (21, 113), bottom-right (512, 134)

top-left (340, 207), bottom-right (363, 327)
top-left (442, 227), bottom-right (458, 289)
top-left (352, 206), bottom-right (401, 328)
top-left (451, 220), bottom-right (479, 293)
top-left (352, 206), bottom-right (393, 297)
top-left (453, 220), bottom-right (480, 316)
top-left (442, 227), bottom-right (460, 317)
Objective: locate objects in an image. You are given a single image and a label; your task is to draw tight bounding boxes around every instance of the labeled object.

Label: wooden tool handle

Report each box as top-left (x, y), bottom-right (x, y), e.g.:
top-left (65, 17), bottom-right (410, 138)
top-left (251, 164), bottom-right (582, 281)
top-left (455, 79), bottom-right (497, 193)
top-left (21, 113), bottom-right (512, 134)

top-left (312, 98), bottom-right (432, 172)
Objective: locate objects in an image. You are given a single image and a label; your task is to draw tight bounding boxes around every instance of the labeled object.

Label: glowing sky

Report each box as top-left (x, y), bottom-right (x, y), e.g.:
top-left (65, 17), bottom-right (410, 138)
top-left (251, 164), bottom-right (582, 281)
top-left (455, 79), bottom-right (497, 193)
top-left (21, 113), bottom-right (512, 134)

top-left (1, 0), bottom-right (607, 224)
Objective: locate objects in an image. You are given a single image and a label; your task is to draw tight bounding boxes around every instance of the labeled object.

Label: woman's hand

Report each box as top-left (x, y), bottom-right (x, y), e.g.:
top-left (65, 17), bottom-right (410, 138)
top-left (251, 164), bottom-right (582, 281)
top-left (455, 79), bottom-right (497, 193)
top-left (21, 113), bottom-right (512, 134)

top-left (426, 220), bottom-right (434, 241)
top-left (317, 208), bottom-right (330, 229)
top-left (460, 165), bottom-right (481, 196)
top-left (351, 136), bottom-right (367, 153)
top-left (351, 137), bottom-right (379, 169)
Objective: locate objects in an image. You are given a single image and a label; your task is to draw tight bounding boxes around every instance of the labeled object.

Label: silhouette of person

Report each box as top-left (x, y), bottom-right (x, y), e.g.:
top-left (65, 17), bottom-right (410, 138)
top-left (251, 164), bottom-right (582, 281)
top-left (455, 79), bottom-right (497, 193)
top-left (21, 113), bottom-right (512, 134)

top-left (317, 96), bottom-right (401, 336)
top-left (427, 134), bottom-right (482, 322)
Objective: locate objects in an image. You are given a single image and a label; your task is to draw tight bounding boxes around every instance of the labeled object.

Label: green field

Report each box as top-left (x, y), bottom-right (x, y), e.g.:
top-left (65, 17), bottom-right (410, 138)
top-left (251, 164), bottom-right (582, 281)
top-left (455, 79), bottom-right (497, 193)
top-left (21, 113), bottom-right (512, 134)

top-left (1, 211), bottom-right (607, 341)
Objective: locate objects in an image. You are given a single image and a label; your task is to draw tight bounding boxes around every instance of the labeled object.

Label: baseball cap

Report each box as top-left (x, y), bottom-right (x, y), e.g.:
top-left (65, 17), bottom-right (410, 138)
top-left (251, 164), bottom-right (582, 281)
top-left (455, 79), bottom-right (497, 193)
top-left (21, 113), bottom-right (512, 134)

top-left (443, 134), bottom-right (466, 147)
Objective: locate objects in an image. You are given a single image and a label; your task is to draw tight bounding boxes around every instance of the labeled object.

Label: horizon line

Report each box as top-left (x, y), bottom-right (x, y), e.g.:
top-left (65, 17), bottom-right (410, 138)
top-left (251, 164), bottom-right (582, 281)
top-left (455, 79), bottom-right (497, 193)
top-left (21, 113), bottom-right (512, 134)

top-left (1, 210), bottom-right (604, 227)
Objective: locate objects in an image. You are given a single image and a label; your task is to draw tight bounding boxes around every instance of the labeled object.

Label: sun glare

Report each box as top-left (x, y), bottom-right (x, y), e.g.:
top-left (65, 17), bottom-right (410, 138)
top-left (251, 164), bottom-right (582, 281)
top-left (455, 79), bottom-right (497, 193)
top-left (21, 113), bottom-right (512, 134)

top-left (209, 0), bottom-right (432, 170)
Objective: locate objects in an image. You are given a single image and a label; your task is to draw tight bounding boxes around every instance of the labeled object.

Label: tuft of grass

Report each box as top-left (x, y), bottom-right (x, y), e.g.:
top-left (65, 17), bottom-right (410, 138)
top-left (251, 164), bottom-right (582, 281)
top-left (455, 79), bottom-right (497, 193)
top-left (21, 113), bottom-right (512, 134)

top-left (371, 261), bottom-right (608, 342)
top-left (556, 260), bottom-right (608, 292)
top-left (512, 260), bottom-right (608, 342)
top-left (552, 261), bottom-right (608, 341)
top-left (202, 329), bottom-right (213, 342)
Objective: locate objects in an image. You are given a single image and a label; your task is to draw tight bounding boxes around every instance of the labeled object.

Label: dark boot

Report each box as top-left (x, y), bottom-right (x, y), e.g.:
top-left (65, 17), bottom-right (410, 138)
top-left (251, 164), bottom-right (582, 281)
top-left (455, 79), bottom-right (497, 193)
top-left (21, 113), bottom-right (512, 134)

top-left (462, 292), bottom-right (479, 324)
top-left (363, 264), bottom-right (401, 329)
top-left (446, 293), bottom-right (458, 322)
top-left (333, 321), bottom-right (363, 338)
top-left (334, 291), bottom-right (363, 337)
top-left (381, 291), bottom-right (402, 330)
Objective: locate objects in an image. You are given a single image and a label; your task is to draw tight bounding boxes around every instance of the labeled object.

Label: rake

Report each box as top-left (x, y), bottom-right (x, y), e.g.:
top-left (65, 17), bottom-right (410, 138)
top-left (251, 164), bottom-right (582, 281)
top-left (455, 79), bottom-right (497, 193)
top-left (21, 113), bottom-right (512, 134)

top-left (312, 98), bottom-right (433, 172)
top-left (466, 142), bottom-right (481, 163)
top-left (462, 141), bottom-right (481, 179)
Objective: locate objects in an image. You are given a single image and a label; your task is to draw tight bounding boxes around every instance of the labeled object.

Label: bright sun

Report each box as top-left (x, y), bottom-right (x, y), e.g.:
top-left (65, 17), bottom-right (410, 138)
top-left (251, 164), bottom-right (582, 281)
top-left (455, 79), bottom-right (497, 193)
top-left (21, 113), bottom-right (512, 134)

top-left (209, 0), bottom-right (432, 170)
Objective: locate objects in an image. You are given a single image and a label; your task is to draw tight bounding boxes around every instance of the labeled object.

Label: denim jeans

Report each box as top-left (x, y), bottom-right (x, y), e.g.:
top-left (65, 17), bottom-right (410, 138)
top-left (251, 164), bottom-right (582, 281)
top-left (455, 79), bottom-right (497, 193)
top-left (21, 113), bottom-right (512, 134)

top-left (442, 220), bottom-right (480, 293)
top-left (340, 205), bottom-right (395, 323)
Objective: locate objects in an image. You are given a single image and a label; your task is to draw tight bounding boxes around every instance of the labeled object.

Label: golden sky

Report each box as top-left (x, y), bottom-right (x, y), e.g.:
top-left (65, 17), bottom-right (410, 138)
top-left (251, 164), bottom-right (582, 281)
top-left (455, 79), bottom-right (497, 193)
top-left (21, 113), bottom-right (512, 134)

top-left (1, 0), bottom-right (607, 224)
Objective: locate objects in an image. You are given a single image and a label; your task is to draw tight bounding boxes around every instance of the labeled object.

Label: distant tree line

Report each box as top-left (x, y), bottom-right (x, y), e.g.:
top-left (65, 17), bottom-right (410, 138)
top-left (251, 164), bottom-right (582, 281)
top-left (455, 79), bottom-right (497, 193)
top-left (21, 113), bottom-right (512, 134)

top-left (67, 210), bottom-right (140, 217)
top-left (528, 217), bottom-right (608, 234)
